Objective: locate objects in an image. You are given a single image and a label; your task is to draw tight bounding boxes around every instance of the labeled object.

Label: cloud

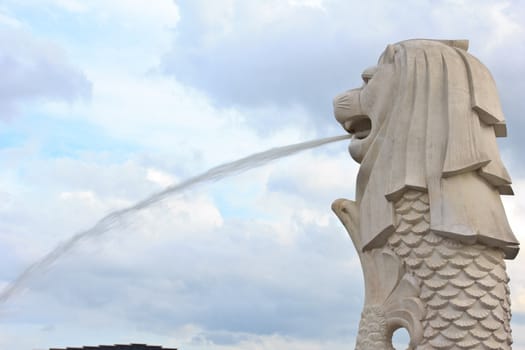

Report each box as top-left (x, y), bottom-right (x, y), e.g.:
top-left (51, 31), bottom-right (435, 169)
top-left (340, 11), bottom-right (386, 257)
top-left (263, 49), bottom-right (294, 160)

top-left (0, 11), bottom-right (91, 119)
top-left (162, 0), bottom-right (525, 136)
top-left (0, 142), bottom-right (362, 349)
top-left (20, 207), bottom-right (362, 344)
top-left (503, 180), bottom-right (525, 314)
top-left (266, 148), bottom-right (358, 203)
top-left (4, 0), bottom-right (179, 31)
top-left (162, 1), bottom-right (373, 130)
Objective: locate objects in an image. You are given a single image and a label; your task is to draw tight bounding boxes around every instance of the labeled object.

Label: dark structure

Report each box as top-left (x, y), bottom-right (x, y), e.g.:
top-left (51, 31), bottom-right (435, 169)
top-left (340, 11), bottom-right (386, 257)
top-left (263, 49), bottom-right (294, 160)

top-left (50, 344), bottom-right (177, 350)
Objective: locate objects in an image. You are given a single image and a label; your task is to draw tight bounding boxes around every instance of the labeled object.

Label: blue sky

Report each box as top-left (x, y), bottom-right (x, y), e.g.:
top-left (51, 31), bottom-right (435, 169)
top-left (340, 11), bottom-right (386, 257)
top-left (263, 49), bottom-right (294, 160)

top-left (0, 1), bottom-right (525, 349)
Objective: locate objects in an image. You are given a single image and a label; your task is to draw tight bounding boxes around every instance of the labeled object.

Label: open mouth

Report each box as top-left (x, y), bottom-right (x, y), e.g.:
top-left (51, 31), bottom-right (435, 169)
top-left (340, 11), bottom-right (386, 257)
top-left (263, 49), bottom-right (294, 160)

top-left (343, 115), bottom-right (372, 140)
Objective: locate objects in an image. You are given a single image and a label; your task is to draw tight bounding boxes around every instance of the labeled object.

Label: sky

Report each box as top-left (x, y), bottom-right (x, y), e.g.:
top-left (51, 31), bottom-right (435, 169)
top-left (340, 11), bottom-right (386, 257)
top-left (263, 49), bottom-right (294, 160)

top-left (0, 0), bottom-right (524, 349)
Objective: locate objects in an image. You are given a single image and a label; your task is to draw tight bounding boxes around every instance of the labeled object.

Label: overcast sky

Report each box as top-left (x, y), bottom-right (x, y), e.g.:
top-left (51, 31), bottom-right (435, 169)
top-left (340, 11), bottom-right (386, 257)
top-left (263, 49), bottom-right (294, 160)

top-left (0, 1), bottom-right (524, 349)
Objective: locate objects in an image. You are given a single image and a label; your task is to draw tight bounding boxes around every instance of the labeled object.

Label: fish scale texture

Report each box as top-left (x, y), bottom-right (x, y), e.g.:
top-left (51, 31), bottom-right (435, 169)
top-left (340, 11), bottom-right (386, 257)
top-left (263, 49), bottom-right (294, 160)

top-left (356, 305), bottom-right (395, 350)
top-left (388, 190), bottom-right (512, 350)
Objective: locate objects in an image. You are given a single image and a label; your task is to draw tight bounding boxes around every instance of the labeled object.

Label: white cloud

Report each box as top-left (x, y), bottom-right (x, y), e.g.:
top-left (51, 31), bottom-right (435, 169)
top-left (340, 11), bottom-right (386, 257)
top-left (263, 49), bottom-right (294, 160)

top-left (46, 0), bottom-right (87, 13)
top-left (161, 0), bottom-right (525, 136)
top-left (0, 8), bottom-right (22, 27)
top-left (289, 0), bottom-right (326, 10)
top-left (10, 0), bottom-right (179, 29)
top-left (0, 10), bottom-right (91, 119)
top-left (0, 142), bottom-right (362, 349)
top-left (147, 168), bottom-right (176, 188)
top-left (171, 327), bottom-right (356, 350)
top-left (503, 180), bottom-right (525, 313)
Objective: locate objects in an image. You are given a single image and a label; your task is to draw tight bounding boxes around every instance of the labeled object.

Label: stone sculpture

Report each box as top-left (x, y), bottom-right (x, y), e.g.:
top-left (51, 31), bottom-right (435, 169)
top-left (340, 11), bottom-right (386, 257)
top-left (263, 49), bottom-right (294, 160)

top-left (331, 39), bottom-right (519, 349)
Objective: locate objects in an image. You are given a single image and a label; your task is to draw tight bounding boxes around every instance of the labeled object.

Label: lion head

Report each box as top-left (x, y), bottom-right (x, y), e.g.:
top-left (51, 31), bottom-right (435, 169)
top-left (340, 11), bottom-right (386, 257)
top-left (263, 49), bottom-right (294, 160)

top-left (334, 39), bottom-right (519, 259)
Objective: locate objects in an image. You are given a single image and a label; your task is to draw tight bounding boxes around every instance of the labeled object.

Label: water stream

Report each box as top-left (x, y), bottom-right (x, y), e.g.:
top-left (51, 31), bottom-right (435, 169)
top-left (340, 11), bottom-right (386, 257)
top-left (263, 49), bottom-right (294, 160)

top-left (0, 134), bottom-right (350, 304)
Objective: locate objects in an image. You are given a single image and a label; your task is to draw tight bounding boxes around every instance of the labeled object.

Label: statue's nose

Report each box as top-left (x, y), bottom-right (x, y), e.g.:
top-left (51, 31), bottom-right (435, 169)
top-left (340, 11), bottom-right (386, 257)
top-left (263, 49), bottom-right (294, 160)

top-left (333, 89), bottom-right (363, 124)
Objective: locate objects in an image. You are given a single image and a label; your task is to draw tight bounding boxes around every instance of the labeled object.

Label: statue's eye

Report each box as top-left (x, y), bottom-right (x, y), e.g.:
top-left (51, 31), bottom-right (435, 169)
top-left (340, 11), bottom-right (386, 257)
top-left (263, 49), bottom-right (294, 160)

top-left (361, 66), bottom-right (378, 84)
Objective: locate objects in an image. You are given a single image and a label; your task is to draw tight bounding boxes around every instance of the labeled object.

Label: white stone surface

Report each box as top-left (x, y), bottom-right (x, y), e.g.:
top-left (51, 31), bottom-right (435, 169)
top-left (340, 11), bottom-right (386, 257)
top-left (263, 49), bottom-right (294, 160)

top-left (332, 39), bottom-right (518, 349)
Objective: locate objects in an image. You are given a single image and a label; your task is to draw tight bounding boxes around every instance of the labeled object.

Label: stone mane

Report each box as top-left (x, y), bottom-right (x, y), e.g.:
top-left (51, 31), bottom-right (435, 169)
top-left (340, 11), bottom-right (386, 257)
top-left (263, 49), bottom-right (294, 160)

top-left (334, 39), bottom-right (518, 258)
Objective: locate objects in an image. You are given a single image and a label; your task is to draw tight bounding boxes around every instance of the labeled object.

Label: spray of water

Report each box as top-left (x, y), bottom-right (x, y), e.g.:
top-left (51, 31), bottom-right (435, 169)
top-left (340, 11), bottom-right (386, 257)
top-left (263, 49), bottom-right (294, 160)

top-left (0, 134), bottom-right (350, 304)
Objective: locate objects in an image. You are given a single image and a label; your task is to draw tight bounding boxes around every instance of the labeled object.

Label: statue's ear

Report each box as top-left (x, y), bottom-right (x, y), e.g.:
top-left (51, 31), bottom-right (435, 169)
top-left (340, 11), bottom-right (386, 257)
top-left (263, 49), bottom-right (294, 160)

top-left (457, 50), bottom-right (507, 137)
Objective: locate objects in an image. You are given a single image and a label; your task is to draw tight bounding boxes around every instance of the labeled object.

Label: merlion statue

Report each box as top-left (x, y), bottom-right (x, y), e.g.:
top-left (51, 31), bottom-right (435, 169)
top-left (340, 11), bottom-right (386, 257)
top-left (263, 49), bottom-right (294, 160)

top-left (332, 39), bottom-right (519, 349)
